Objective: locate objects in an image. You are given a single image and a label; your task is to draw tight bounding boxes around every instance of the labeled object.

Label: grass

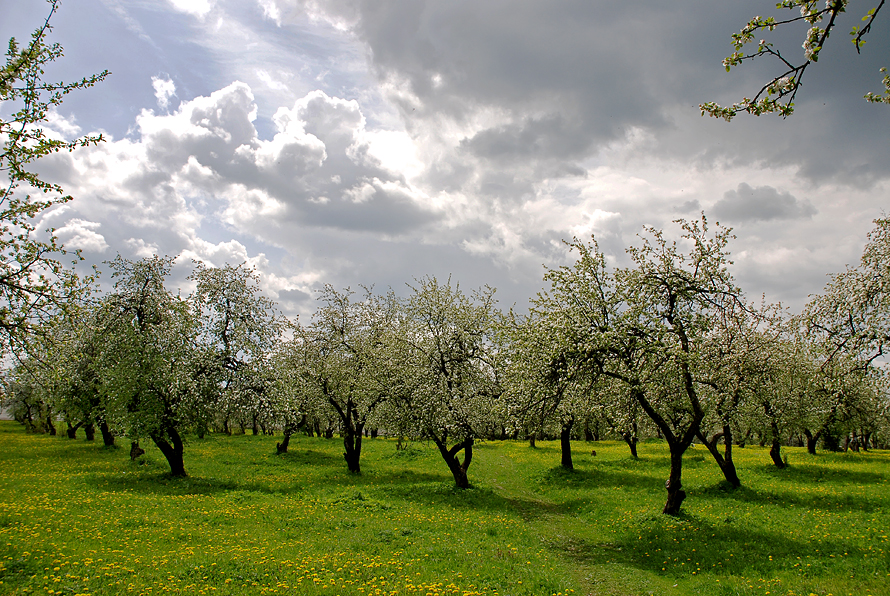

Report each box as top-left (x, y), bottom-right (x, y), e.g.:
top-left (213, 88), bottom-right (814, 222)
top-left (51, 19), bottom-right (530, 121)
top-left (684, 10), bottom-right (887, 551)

top-left (0, 422), bottom-right (888, 596)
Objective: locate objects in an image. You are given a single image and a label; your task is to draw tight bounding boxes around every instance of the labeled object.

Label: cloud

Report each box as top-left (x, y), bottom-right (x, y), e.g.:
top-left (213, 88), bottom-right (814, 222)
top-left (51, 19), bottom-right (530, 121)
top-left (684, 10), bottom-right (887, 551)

top-left (167, 0), bottom-right (214, 17)
top-left (152, 75), bottom-right (177, 111)
top-left (713, 183), bottom-right (818, 223)
top-left (54, 219), bottom-right (109, 253)
top-left (45, 80), bottom-right (443, 307)
top-left (17, 0), bottom-right (890, 320)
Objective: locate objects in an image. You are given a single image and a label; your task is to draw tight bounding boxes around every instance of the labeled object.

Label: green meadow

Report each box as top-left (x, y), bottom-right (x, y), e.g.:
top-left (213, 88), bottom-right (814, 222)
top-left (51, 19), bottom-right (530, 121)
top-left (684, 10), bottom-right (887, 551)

top-left (0, 421), bottom-right (887, 596)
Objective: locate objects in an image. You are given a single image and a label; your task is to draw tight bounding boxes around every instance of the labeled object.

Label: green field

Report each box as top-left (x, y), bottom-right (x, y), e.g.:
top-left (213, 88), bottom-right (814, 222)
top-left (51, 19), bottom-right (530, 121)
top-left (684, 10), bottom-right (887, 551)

top-left (0, 422), bottom-right (887, 596)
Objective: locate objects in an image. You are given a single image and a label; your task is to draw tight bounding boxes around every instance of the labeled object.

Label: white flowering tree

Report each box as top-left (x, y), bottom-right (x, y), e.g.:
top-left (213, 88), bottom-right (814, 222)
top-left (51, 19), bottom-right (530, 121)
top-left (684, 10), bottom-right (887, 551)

top-left (694, 300), bottom-right (786, 484)
top-left (397, 276), bottom-right (501, 489)
top-left (701, 0), bottom-right (889, 120)
top-left (503, 278), bottom-right (606, 470)
top-left (296, 286), bottom-right (405, 473)
top-left (1, 0), bottom-right (107, 356)
top-left (799, 217), bottom-right (890, 450)
top-left (99, 255), bottom-right (212, 477)
top-left (544, 219), bottom-right (748, 514)
top-left (189, 261), bottom-right (283, 437)
top-left (41, 302), bottom-right (118, 444)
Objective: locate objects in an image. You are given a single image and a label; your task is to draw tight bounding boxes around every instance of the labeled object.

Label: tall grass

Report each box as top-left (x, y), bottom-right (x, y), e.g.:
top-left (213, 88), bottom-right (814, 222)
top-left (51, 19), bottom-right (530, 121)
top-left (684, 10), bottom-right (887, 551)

top-left (0, 422), bottom-right (887, 595)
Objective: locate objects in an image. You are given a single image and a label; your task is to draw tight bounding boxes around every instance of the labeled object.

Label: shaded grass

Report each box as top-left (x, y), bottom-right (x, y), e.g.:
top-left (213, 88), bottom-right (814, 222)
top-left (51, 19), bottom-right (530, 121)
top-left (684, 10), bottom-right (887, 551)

top-left (0, 422), bottom-right (888, 596)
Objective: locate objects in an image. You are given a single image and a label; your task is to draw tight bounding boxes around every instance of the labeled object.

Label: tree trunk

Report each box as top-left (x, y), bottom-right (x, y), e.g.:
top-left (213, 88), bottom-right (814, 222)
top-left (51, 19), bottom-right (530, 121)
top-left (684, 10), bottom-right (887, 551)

top-left (803, 429), bottom-right (819, 455)
top-left (697, 427), bottom-right (741, 488)
top-left (822, 428), bottom-right (842, 452)
top-left (84, 422), bottom-right (96, 442)
top-left (769, 439), bottom-right (786, 468)
top-left (151, 427), bottom-right (187, 477)
top-left (663, 448), bottom-right (686, 515)
top-left (528, 433), bottom-right (536, 448)
top-left (862, 431), bottom-right (872, 451)
top-left (621, 431), bottom-right (639, 459)
top-left (130, 442), bottom-right (145, 460)
top-left (65, 421), bottom-right (81, 439)
top-left (435, 436), bottom-right (473, 489)
top-left (277, 425), bottom-right (293, 454)
top-left (45, 412), bottom-right (56, 436)
top-left (560, 418), bottom-right (574, 470)
top-left (343, 424), bottom-right (364, 474)
top-left (99, 419), bottom-right (116, 447)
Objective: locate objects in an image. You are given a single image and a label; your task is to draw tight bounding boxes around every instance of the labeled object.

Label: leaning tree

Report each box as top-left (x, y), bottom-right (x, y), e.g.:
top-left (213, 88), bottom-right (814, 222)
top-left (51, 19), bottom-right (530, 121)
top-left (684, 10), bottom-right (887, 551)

top-left (544, 218), bottom-right (748, 514)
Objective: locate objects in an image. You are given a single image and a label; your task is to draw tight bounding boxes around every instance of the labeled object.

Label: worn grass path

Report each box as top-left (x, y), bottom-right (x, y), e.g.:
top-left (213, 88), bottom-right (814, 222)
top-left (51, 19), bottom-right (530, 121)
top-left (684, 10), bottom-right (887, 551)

top-left (0, 422), bottom-right (888, 596)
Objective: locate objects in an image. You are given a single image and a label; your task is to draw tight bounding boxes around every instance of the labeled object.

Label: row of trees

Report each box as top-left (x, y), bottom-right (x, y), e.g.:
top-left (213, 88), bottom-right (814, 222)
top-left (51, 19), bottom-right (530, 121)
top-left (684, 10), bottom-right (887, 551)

top-left (4, 215), bottom-right (890, 515)
top-left (3, 1), bottom-right (889, 517)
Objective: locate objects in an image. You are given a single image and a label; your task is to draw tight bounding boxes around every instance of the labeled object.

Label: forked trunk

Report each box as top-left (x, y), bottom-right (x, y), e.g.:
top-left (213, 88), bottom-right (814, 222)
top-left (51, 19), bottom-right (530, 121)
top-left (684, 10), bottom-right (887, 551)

top-left (697, 426), bottom-right (741, 488)
top-left (435, 436), bottom-right (473, 489)
top-left (84, 423), bottom-right (96, 441)
top-left (65, 422), bottom-right (80, 439)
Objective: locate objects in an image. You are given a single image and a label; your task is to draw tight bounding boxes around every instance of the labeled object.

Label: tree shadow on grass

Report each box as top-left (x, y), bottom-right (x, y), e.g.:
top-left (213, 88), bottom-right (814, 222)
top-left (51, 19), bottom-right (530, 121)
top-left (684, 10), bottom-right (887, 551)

top-left (273, 448), bottom-right (342, 466)
top-left (545, 512), bottom-right (868, 581)
top-left (92, 470), bottom-right (304, 497)
top-left (696, 481), bottom-right (885, 513)
top-left (756, 462), bottom-right (887, 486)
top-left (381, 478), bottom-right (565, 520)
top-left (538, 464), bottom-right (664, 491)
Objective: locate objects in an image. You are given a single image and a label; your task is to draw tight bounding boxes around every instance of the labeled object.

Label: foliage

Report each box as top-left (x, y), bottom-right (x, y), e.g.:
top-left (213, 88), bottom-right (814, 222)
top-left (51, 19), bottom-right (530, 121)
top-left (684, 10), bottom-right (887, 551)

top-left (189, 261), bottom-right (283, 436)
top-left (398, 276), bottom-right (502, 488)
top-left (541, 218), bottom-right (751, 513)
top-left (0, 0), bottom-right (107, 355)
top-left (297, 285), bottom-right (406, 472)
top-left (701, 0), bottom-right (888, 120)
top-left (99, 255), bottom-right (212, 476)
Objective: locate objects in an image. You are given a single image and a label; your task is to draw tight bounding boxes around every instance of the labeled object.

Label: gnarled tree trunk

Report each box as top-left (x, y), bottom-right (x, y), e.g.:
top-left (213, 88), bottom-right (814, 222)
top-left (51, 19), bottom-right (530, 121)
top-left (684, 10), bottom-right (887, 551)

top-left (151, 426), bottom-right (187, 477)
top-left (434, 436), bottom-right (473, 489)
top-left (697, 426), bottom-right (741, 487)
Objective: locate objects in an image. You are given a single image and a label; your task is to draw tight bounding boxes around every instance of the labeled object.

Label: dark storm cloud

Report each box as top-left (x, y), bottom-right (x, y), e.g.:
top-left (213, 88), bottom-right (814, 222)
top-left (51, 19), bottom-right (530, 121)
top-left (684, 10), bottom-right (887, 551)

top-left (300, 0), bottom-right (890, 187)
top-left (713, 183), bottom-right (817, 222)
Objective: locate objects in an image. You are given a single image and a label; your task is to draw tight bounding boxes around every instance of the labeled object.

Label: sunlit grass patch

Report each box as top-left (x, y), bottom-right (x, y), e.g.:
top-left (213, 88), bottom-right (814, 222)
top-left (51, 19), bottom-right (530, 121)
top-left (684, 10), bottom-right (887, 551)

top-left (1, 422), bottom-right (888, 595)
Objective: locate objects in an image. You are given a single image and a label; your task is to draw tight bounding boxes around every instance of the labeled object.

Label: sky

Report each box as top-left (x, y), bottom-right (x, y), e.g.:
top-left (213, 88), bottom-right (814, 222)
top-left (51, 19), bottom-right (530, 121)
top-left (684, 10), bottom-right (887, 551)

top-left (2, 0), bottom-right (889, 318)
